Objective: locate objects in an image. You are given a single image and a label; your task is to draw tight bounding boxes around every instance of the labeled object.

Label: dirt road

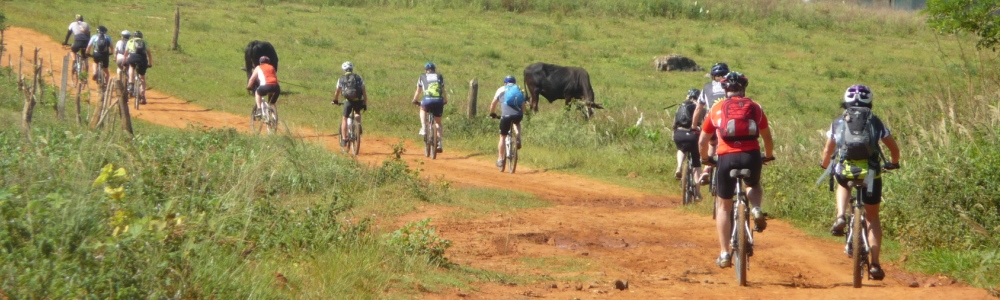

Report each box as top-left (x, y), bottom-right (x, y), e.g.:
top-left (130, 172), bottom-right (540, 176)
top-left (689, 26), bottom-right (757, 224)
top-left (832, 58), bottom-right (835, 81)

top-left (4, 26), bottom-right (993, 299)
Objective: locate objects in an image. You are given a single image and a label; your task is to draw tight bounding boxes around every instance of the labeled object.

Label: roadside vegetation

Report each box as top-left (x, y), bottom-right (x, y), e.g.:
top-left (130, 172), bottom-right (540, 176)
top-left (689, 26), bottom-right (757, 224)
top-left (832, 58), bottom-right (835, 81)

top-left (2, 0), bottom-right (998, 292)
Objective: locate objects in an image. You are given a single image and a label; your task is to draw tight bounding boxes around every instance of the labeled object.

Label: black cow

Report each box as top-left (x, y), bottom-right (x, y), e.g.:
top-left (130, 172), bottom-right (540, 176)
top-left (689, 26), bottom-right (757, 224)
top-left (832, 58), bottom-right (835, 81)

top-left (244, 40), bottom-right (278, 94)
top-left (522, 62), bottom-right (600, 114)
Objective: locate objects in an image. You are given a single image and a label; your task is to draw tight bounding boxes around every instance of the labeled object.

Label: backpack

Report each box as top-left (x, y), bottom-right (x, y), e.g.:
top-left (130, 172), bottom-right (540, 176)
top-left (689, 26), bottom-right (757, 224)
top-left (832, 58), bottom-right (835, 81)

top-left (717, 97), bottom-right (760, 142)
top-left (674, 101), bottom-right (696, 128)
top-left (93, 34), bottom-right (110, 55)
top-left (835, 107), bottom-right (880, 161)
top-left (130, 38), bottom-right (146, 54)
top-left (341, 73), bottom-right (363, 100)
top-left (503, 85), bottom-right (525, 107)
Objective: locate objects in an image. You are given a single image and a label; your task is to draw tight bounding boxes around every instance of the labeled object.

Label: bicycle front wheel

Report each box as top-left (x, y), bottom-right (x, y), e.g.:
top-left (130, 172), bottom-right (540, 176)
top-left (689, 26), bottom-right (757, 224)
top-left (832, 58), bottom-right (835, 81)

top-left (735, 201), bottom-right (749, 287)
top-left (851, 206), bottom-right (865, 288)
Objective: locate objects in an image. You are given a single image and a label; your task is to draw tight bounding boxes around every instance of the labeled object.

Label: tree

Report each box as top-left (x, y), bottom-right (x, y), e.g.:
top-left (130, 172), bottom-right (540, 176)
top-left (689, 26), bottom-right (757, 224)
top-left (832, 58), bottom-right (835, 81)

top-left (925, 0), bottom-right (1000, 50)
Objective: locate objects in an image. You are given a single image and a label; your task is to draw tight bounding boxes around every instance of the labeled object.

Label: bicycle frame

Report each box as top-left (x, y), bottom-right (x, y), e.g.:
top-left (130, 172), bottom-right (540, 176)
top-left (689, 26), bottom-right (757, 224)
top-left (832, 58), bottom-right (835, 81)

top-left (729, 172), bottom-right (754, 286)
top-left (681, 151), bottom-right (700, 205)
top-left (423, 112), bottom-right (438, 159)
top-left (846, 181), bottom-right (872, 288)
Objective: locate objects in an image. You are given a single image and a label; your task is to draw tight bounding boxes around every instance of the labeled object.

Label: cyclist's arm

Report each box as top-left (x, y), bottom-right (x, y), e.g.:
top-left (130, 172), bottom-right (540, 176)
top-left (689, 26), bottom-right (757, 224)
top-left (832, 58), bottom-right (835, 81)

top-left (146, 48), bottom-right (153, 67)
top-left (881, 135), bottom-right (900, 165)
top-left (820, 138), bottom-right (836, 169)
top-left (246, 67), bottom-right (260, 89)
top-left (698, 130), bottom-right (713, 162)
top-left (760, 127), bottom-right (774, 159)
top-left (691, 102), bottom-right (706, 130)
top-left (441, 86), bottom-right (447, 104)
top-left (332, 86), bottom-right (342, 102)
top-left (63, 30), bottom-right (71, 45)
top-left (361, 86), bottom-right (369, 106)
top-left (411, 85), bottom-right (422, 104)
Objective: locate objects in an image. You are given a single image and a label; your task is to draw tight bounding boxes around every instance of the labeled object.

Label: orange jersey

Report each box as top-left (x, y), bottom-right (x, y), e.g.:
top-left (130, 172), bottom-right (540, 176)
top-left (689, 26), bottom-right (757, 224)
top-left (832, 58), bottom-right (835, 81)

top-left (701, 96), bottom-right (769, 155)
top-left (257, 63), bottom-right (278, 85)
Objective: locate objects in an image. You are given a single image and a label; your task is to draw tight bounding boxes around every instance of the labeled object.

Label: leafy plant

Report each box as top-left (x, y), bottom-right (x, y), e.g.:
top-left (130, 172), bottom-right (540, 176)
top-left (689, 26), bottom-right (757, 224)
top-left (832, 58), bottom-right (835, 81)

top-left (384, 218), bottom-right (452, 266)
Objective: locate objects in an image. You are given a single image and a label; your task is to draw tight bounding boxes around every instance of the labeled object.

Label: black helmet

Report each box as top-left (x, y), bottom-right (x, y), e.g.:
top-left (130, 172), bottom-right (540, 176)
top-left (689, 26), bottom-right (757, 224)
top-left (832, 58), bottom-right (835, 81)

top-left (710, 62), bottom-right (730, 77)
top-left (97, 25), bottom-right (108, 34)
top-left (721, 71), bottom-right (748, 92)
top-left (686, 88), bottom-right (701, 100)
top-left (134, 31), bottom-right (143, 38)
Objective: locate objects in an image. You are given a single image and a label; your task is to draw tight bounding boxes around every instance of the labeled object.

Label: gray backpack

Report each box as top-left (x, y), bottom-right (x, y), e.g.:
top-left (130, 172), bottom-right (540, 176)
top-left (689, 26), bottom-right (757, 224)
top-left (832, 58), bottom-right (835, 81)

top-left (835, 107), bottom-right (879, 161)
top-left (341, 73), bottom-right (362, 100)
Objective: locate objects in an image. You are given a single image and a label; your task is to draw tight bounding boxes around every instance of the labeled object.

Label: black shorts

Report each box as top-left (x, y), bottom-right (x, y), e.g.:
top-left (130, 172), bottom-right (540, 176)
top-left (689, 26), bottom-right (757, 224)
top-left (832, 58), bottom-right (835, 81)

top-left (715, 150), bottom-right (762, 199)
top-left (91, 53), bottom-right (110, 68)
top-left (673, 129), bottom-right (699, 153)
top-left (71, 38), bottom-right (89, 56)
top-left (835, 175), bottom-right (883, 205)
top-left (343, 100), bottom-right (364, 118)
top-left (499, 114), bottom-right (523, 135)
top-left (126, 55), bottom-right (148, 76)
top-left (256, 84), bottom-right (280, 104)
top-left (421, 98), bottom-right (444, 117)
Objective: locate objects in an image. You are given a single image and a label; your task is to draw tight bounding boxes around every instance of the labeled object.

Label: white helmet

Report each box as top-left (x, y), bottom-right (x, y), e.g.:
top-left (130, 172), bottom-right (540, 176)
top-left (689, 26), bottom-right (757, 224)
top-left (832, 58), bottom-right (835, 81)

top-left (843, 84), bottom-right (873, 105)
top-left (341, 61), bottom-right (353, 71)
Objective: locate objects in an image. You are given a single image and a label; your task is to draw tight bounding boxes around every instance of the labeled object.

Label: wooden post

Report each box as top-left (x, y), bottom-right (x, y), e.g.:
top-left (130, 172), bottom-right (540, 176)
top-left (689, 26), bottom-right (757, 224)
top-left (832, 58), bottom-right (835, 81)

top-left (172, 7), bottom-right (180, 50)
top-left (57, 54), bottom-right (68, 119)
top-left (75, 79), bottom-right (83, 124)
top-left (0, 28), bottom-right (5, 65)
top-left (118, 79), bottom-right (133, 136)
top-left (21, 48), bottom-right (40, 138)
top-left (467, 78), bottom-right (478, 118)
top-left (18, 45), bottom-right (22, 78)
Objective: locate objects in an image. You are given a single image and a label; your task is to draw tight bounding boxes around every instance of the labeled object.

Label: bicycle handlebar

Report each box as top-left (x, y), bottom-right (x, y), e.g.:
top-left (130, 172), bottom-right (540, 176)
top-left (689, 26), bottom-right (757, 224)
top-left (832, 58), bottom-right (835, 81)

top-left (703, 154), bottom-right (775, 167)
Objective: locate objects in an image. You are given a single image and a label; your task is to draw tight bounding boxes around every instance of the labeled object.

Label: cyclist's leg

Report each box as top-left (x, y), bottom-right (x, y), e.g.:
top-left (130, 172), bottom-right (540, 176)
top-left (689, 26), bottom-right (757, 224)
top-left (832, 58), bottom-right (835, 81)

top-left (830, 177), bottom-right (851, 235)
top-left (340, 101), bottom-right (353, 144)
top-left (498, 115), bottom-right (512, 162)
top-left (715, 153), bottom-right (739, 257)
top-left (863, 178), bottom-right (884, 265)
top-left (418, 105), bottom-right (428, 135)
top-left (513, 118), bottom-right (522, 148)
top-left (701, 138), bottom-right (718, 182)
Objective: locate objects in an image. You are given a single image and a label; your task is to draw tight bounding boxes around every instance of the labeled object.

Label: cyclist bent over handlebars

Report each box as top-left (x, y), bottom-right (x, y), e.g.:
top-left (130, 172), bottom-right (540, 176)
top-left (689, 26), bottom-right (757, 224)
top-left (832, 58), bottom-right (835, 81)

top-left (488, 75), bottom-right (526, 168)
top-left (698, 71), bottom-right (775, 269)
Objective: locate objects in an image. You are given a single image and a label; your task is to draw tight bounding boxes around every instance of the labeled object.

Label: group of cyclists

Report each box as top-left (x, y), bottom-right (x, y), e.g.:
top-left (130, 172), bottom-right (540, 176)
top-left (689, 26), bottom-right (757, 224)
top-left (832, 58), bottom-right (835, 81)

top-left (671, 62), bottom-right (902, 280)
top-left (63, 14), bottom-right (153, 101)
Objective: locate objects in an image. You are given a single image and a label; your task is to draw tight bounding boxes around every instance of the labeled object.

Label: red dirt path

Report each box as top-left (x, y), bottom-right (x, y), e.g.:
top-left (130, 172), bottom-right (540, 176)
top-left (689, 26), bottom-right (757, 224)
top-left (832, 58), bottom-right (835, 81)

top-left (4, 26), bottom-right (993, 299)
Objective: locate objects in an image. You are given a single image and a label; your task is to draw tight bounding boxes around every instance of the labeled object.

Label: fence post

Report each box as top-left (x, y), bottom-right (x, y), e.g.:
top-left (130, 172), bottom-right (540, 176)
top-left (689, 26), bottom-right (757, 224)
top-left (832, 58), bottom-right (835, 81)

top-left (57, 54), bottom-right (68, 119)
top-left (467, 78), bottom-right (478, 118)
top-left (172, 7), bottom-right (180, 50)
top-left (21, 48), bottom-right (40, 138)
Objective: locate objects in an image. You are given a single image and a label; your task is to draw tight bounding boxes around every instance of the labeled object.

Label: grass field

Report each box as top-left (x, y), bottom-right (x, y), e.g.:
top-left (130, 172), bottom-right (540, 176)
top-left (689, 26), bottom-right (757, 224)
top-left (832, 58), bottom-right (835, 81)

top-left (3, 0), bottom-right (999, 292)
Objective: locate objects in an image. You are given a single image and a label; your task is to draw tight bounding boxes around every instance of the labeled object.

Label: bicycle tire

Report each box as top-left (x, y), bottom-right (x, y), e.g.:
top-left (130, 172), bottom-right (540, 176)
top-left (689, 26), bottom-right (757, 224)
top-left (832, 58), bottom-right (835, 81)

top-left (132, 79), bottom-right (140, 110)
top-left (681, 156), bottom-right (692, 205)
top-left (351, 118), bottom-right (361, 156)
top-left (427, 115), bottom-right (438, 160)
top-left (508, 137), bottom-right (518, 174)
top-left (851, 205), bottom-right (865, 288)
top-left (265, 105), bottom-right (278, 134)
top-left (250, 106), bottom-right (264, 135)
top-left (735, 200), bottom-right (749, 287)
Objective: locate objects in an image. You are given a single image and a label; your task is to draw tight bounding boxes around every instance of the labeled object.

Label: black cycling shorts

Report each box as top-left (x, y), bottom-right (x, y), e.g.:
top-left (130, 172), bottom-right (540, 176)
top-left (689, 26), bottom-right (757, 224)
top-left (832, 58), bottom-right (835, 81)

top-left (71, 38), bottom-right (89, 56)
top-left (499, 114), bottom-right (523, 135)
top-left (343, 100), bottom-right (364, 118)
top-left (421, 98), bottom-right (444, 117)
top-left (256, 84), bottom-right (280, 104)
top-left (673, 129), bottom-right (699, 153)
top-left (835, 175), bottom-right (883, 205)
top-left (91, 53), bottom-right (110, 68)
top-left (126, 55), bottom-right (148, 75)
top-left (715, 150), bottom-right (763, 200)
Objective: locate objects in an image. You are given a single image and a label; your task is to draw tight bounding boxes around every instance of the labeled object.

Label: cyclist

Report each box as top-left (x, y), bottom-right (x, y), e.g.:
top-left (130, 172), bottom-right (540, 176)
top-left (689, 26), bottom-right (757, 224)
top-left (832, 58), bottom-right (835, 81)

top-left (85, 25), bottom-right (112, 84)
top-left (819, 84), bottom-right (901, 280)
top-left (114, 30), bottom-right (131, 78)
top-left (692, 62), bottom-right (730, 185)
top-left (672, 88), bottom-right (701, 180)
top-left (246, 56), bottom-right (280, 114)
top-left (411, 62), bottom-right (447, 153)
top-left (698, 71), bottom-right (775, 269)
top-left (124, 31), bottom-right (153, 102)
top-left (488, 75), bottom-right (526, 168)
top-left (62, 14), bottom-right (91, 74)
top-left (332, 61), bottom-right (368, 147)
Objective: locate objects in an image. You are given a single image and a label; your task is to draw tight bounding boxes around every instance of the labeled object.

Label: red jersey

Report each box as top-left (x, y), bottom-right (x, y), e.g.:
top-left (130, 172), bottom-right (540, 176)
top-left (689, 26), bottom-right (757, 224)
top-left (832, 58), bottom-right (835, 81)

top-left (701, 96), bottom-right (769, 155)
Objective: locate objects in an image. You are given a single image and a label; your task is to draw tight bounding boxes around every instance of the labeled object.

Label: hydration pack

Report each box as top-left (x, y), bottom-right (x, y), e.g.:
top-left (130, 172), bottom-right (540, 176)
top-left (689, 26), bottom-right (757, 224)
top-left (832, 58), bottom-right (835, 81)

top-left (717, 97), bottom-right (760, 142)
top-left (341, 73), bottom-right (362, 100)
top-left (503, 85), bottom-right (525, 107)
top-left (93, 34), bottom-right (110, 55)
top-left (836, 107), bottom-right (879, 161)
top-left (674, 101), bottom-right (696, 129)
top-left (130, 38), bottom-right (146, 54)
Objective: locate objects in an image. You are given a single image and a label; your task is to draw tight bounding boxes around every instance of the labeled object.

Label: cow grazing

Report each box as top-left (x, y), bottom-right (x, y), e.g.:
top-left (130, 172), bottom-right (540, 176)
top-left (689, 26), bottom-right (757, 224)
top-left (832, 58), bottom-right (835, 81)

top-left (522, 62), bottom-right (600, 115)
top-left (244, 40), bottom-right (278, 94)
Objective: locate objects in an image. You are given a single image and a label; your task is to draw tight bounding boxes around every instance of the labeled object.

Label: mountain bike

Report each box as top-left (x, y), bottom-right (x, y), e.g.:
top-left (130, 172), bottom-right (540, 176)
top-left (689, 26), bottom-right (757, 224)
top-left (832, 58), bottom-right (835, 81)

top-left (251, 95), bottom-right (279, 135)
top-left (490, 114), bottom-right (520, 173)
top-left (420, 109), bottom-right (440, 159)
top-left (333, 101), bottom-right (363, 156)
top-left (130, 70), bottom-right (146, 110)
top-left (66, 47), bottom-right (88, 88)
top-left (842, 163), bottom-right (896, 288)
top-left (680, 150), bottom-right (701, 205)
top-left (714, 156), bottom-right (773, 287)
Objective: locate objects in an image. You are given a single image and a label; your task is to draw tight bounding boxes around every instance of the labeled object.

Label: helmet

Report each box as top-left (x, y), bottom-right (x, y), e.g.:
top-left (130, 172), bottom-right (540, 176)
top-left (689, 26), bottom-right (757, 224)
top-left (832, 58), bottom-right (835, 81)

top-left (687, 88), bottom-right (701, 100)
top-left (843, 84), bottom-right (873, 105)
top-left (121, 30), bottom-right (131, 38)
top-left (504, 75), bottom-right (516, 84)
top-left (75, 14), bottom-right (83, 21)
top-left (259, 56), bottom-right (270, 64)
top-left (98, 26), bottom-right (108, 34)
top-left (710, 62), bottom-right (730, 77)
top-left (341, 61), bottom-right (353, 71)
top-left (424, 62), bottom-right (436, 70)
top-left (720, 71), bottom-right (748, 92)
top-left (134, 31), bottom-right (143, 38)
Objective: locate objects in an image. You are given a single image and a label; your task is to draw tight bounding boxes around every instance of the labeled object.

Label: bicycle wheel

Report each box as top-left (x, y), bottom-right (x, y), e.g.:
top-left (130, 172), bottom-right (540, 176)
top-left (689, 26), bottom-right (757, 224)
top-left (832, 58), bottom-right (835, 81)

top-left (132, 80), bottom-right (140, 110)
top-left (265, 105), bottom-right (278, 134)
top-left (351, 118), bottom-right (361, 156)
top-left (428, 118), bottom-right (438, 160)
top-left (681, 156), bottom-right (692, 205)
top-left (851, 205), bottom-right (865, 288)
top-left (735, 200), bottom-right (749, 287)
top-left (508, 137), bottom-right (518, 174)
top-left (250, 106), bottom-right (264, 135)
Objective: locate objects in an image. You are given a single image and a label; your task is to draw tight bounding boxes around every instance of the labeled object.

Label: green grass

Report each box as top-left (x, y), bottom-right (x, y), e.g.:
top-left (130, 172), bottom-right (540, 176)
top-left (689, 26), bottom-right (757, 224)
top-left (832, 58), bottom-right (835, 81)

top-left (4, 0), bottom-right (1000, 291)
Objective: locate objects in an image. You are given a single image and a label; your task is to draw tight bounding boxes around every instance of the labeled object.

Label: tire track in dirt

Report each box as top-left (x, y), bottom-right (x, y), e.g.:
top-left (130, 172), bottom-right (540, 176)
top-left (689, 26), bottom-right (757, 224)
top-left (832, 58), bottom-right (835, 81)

top-left (4, 26), bottom-right (993, 299)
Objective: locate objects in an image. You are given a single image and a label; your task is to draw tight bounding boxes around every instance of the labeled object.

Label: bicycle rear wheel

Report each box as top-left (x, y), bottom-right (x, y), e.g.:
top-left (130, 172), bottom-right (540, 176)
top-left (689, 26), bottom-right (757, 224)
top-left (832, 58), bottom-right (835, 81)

top-left (681, 156), bottom-right (692, 205)
top-left (851, 205), bottom-right (865, 288)
top-left (735, 201), bottom-right (749, 287)
top-left (508, 137), bottom-right (518, 174)
top-left (132, 80), bottom-right (140, 110)
top-left (265, 105), bottom-right (278, 134)
top-left (250, 106), bottom-right (264, 135)
top-left (350, 119), bottom-right (361, 156)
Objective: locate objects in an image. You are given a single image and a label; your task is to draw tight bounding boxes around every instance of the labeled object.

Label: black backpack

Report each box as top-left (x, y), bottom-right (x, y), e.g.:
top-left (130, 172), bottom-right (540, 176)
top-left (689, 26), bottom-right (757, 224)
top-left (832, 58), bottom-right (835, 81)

top-left (674, 101), bottom-right (697, 128)
top-left (341, 73), bottom-right (362, 100)
top-left (93, 34), bottom-right (110, 55)
top-left (835, 107), bottom-right (879, 161)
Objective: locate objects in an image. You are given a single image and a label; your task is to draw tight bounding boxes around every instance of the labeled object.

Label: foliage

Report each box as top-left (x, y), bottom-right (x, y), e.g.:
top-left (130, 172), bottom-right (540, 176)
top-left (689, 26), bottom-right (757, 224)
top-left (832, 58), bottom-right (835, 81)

top-left (384, 218), bottom-right (453, 266)
top-left (925, 0), bottom-right (1000, 50)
